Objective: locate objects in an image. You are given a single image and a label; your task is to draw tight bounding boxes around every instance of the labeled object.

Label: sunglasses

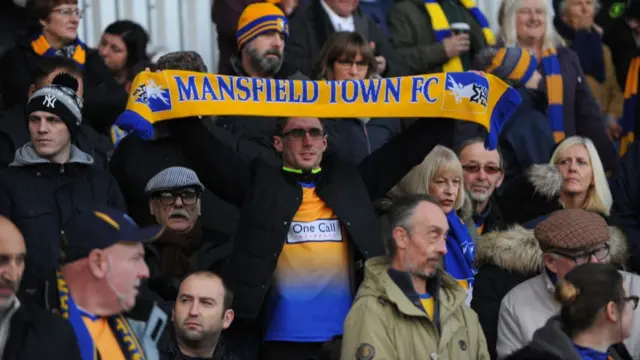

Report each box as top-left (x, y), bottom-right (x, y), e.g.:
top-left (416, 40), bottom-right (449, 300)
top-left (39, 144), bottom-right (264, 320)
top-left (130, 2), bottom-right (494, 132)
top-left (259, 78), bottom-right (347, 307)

top-left (552, 244), bottom-right (610, 265)
top-left (154, 190), bottom-right (200, 206)
top-left (335, 59), bottom-right (369, 70)
top-left (625, 296), bottom-right (640, 310)
top-left (462, 164), bottom-right (502, 175)
top-left (281, 128), bottom-right (324, 139)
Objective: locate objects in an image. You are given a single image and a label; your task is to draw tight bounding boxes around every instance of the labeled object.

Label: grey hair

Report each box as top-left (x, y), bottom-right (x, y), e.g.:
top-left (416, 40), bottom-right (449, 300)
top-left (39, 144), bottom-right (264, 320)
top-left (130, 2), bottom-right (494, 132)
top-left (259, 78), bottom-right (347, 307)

top-left (557, 0), bottom-right (601, 14)
top-left (500, 0), bottom-right (566, 49)
top-left (384, 194), bottom-right (440, 260)
top-left (457, 137), bottom-right (504, 170)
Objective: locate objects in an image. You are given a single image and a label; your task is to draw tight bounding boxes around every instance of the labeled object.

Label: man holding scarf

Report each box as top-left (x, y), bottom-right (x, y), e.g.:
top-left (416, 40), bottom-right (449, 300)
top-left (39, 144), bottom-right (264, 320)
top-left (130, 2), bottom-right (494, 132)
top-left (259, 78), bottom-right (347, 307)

top-left (28, 207), bottom-right (168, 360)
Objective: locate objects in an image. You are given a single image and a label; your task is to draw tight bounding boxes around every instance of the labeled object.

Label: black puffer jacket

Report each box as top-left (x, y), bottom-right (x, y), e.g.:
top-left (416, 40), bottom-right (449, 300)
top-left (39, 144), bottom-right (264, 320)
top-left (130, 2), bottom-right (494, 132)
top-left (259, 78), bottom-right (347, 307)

top-left (0, 143), bottom-right (125, 289)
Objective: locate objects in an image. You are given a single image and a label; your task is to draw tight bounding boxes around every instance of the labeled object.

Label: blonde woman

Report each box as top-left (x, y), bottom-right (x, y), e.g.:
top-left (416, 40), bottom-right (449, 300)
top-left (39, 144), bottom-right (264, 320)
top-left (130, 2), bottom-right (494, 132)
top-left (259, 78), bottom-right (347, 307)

top-left (380, 145), bottom-right (477, 303)
top-left (497, 136), bottom-right (612, 227)
top-left (497, 0), bottom-right (617, 174)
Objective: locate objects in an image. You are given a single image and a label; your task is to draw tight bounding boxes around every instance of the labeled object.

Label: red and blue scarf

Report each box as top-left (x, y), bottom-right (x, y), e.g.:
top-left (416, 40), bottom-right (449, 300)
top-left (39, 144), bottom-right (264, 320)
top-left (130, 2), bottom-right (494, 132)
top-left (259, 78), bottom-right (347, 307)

top-left (31, 32), bottom-right (86, 69)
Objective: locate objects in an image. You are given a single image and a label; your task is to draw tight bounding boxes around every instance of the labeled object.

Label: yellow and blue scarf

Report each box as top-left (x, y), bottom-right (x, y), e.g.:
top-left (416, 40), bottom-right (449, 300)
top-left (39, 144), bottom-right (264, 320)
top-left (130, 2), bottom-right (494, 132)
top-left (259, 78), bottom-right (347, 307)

top-left (56, 272), bottom-right (146, 360)
top-left (542, 48), bottom-right (565, 143)
top-left (444, 211), bottom-right (476, 300)
top-left (115, 70), bottom-right (521, 150)
top-left (423, 0), bottom-right (496, 72)
top-left (31, 32), bottom-right (86, 69)
top-left (620, 57), bottom-right (640, 156)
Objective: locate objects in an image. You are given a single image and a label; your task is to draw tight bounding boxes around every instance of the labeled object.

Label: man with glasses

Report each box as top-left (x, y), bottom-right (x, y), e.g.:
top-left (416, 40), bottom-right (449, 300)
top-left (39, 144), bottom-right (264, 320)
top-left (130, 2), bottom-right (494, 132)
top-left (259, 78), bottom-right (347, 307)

top-left (496, 209), bottom-right (640, 359)
top-left (167, 101), bottom-right (455, 358)
top-left (143, 166), bottom-right (233, 303)
top-left (458, 138), bottom-right (506, 235)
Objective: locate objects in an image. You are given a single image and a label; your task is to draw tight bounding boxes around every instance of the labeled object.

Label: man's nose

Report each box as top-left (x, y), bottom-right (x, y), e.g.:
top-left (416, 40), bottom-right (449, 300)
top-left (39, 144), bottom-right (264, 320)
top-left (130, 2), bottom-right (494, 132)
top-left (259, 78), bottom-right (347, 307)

top-left (174, 196), bottom-right (184, 207)
top-left (37, 120), bottom-right (48, 133)
top-left (588, 254), bottom-right (600, 264)
top-left (189, 301), bottom-right (200, 315)
top-left (139, 262), bottom-right (150, 280)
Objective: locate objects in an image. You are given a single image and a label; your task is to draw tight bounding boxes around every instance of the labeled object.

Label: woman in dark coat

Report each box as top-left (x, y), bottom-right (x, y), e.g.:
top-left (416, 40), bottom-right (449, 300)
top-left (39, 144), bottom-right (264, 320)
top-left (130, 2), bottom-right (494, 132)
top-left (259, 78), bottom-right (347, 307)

top-left (0, 0), bottom-right (127, 136)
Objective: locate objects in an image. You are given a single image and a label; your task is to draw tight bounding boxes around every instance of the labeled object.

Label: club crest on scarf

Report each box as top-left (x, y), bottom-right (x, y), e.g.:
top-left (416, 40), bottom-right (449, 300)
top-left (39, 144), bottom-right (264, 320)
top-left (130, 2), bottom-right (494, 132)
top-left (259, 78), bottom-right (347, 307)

top-left (132, 79), bottom-right (172, 113)
top-left (443, 73), bottom-right (489, 113)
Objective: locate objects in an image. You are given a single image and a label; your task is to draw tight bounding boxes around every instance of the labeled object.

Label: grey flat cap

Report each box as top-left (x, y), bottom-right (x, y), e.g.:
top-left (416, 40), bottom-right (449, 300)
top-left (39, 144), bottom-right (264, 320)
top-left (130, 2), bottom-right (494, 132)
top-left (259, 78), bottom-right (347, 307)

top-left (145, 167), bottom-right (204, 194)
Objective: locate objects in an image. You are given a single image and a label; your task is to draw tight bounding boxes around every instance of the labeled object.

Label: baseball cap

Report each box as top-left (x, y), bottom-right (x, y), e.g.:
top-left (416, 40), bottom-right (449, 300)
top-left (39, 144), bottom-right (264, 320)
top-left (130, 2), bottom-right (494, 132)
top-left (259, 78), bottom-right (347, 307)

top-left (61, 207), bottom-right (163, 264)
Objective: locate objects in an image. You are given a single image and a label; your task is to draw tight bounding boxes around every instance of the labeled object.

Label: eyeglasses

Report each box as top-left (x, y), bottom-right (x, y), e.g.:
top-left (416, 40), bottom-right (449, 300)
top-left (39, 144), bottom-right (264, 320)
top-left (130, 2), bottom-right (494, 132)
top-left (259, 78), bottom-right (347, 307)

top-left (51, 7), bottom-right (84, 18)
top-left (335, 59), bottom-right (368, 71)
top-left (552, 244), bottom-right (610, 265)
top-left (281, 128), bottom-right (324, 140)
top-left (462, 164), bottom-right (502, 175)
top-left (154, 190), bottom-right (200, 205)
top-left (625, 296), bottom-right (640, 310)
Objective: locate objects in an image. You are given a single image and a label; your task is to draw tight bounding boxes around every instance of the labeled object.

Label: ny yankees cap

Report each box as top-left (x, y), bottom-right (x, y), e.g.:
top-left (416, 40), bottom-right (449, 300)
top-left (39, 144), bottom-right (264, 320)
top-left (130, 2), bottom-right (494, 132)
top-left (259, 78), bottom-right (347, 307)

top-left (26, 73), bottom-right (83, 139)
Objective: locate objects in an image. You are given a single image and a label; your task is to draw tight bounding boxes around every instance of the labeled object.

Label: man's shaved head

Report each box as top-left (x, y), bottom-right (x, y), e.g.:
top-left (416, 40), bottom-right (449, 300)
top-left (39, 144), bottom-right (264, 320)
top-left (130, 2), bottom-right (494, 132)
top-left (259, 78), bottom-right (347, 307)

top-left (0, 217), bottom-right (26, 307)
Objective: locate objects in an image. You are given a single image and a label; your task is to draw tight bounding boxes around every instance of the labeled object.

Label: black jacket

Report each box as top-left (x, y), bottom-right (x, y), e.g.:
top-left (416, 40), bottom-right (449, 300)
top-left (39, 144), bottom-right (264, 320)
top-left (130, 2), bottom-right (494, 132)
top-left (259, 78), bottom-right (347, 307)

top-left (505, 317), bottom-right (632, 360)
top-left (0, 37), bottom-right (128, 136)
top-left (159, 327), bottom-right (239, 360)
top-left (611, 140), bottom-right (640, 273)
top-left (168, 116), bottom-right (454, 319)
top-left (0, 105), bottom-right (111, 170)
top-left (0, 144), bottom-right (125, 289)
top-left (3, 300), bottom-right (82, 360)
top-left (285, 0), bottom-right (406, 78)
top-left (323, 118), bottom-right (402, 165)
top-left (474, 197), bottom-right (508, 235)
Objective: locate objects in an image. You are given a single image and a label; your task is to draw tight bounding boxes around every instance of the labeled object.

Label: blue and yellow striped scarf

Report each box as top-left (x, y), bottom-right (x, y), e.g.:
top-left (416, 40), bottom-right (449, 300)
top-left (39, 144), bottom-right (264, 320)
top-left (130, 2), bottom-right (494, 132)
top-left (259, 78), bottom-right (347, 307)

top-left (31, 33), bottom-right (86, 69)
top-left (444, 211), bottom-right (476, 305)
top-left (56, 272), bottom-right (146, 360)
top-left (423, 0), bottom-right (496, 72)
top-left (620, 57), bottom-right (640, 156)
top-left (541, 48), bottom-right (565, 143)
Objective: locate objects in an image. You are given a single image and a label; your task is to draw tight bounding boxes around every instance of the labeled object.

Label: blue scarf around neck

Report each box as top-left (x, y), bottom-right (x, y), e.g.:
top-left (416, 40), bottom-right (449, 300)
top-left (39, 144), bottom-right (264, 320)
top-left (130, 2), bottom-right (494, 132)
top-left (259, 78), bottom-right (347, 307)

top-left (444, 212), bottom-right (477, 293)
top-left (573, 343), bottom-right (609, 360)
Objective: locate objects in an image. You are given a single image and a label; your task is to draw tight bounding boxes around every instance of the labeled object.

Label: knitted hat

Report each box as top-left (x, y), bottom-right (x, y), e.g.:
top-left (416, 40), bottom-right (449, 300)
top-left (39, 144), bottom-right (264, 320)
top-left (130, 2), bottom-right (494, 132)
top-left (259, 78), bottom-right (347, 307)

top-left (236, 3), bottom-right (288, 49)
top-left (26, 73), bottom-right (83, 139)
top-left (480, 47), bottom-right (538, 86)
top-left (534, 209), bottom-right (609, 252)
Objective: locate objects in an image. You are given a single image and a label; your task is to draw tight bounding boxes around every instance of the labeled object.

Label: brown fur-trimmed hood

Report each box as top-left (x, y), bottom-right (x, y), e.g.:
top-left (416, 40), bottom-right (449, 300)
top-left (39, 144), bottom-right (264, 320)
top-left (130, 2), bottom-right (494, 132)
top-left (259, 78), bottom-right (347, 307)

top-left (475, 224), bottom-right (629, 274)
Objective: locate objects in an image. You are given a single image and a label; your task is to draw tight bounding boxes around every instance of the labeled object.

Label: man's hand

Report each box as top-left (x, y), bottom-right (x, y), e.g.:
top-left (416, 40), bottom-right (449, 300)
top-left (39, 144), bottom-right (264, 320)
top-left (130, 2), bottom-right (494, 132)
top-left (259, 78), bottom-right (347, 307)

top-left (443, 33), bottom-right (470, 58)
top-left (369, 42), bottom-right (387, 75)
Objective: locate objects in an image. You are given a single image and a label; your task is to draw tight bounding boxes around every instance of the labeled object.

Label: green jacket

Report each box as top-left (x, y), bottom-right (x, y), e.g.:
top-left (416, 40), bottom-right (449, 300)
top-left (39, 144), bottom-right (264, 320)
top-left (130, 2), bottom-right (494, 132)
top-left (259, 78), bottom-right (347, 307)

top-left (341, 257), bottom-right (489, 360)
top-left (388, 0), bottom-right (488, 74)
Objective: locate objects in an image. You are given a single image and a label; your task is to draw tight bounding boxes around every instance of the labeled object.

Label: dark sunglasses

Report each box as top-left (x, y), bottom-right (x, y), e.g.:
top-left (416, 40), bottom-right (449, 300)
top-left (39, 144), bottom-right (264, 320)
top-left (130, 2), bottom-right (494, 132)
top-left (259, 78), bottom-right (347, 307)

top-left (462, 164), bottom-right (502, 175)
top-left (154, 190), bottom-right (200, 205)
top-left (625, 296), bottom-right (640, 310)
top-left (552, 244), bottom-right (610, 265)
top-left (281, 128), bottom-right (324, 139)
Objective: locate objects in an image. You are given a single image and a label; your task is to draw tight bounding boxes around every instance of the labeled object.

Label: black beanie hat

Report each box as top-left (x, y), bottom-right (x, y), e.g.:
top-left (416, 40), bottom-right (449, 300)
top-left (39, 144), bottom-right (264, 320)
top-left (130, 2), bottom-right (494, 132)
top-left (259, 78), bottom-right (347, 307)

top-left (26, 73), bottom-right (83, 139)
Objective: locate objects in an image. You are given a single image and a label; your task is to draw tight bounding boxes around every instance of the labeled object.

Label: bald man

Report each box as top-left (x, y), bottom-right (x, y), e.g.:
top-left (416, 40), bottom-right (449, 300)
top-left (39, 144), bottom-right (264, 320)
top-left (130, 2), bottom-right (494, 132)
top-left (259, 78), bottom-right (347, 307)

top-left (0, 216), bottom-right (81, 360)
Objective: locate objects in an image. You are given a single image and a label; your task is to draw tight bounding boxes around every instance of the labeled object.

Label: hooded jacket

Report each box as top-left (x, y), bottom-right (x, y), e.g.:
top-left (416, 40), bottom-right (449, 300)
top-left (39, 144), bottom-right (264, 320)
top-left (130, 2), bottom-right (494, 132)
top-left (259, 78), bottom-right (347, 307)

top-left (494, 229), bottom-right (640, 359)
top-left (505, 316), bottom-right (632, 360)
top-left (472, 223), bottom-right (629, 360)
top-left (0, 143), bottom-right (125, 289)
top-left (341, 257), bottom-right (490, 360)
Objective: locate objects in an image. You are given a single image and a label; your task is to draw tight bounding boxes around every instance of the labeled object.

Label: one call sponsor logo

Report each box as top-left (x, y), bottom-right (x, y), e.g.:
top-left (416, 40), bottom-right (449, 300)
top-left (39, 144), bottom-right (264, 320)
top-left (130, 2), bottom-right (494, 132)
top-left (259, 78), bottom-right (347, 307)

top-left (287, 219), bottom-right (342, 243)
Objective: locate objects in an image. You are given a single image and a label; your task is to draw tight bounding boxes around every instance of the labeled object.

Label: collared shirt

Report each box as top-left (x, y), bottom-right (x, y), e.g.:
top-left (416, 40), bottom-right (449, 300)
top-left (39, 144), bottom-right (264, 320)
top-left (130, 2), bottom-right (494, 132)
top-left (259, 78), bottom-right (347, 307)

top-left (320, 0), bottom-right (355, 32)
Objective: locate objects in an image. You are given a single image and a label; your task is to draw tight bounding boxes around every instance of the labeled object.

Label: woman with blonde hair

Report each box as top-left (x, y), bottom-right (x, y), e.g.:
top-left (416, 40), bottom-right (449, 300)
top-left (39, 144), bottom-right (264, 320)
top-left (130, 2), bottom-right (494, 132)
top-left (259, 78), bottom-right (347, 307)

top-left (495, 0), bottom-right (617, 175)
top-left (498, 135), bottom-right (612, 227)
top-left (380, 145), bottom-right (477, 303)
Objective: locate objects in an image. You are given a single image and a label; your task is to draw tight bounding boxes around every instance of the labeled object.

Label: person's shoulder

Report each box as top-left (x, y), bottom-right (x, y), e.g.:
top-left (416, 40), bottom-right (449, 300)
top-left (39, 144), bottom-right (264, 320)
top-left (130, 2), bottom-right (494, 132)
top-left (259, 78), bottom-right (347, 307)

top-left (502, 274), bottom-right (544, 305)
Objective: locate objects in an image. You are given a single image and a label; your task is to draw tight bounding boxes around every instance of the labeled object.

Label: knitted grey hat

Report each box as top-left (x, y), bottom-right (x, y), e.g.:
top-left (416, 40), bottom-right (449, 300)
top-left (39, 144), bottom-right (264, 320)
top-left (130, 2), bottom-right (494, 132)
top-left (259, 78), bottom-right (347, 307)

top-left (145, 166), bottom-right (204, 194)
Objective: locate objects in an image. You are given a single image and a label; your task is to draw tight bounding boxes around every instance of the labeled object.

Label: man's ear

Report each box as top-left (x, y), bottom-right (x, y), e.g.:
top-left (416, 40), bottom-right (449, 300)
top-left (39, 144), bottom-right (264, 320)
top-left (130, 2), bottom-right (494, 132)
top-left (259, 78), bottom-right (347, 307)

top-left (87, 249), bottom-right (109, 279)
top-left (392, 227), bottom-right (409, 251)
top-left (223, 309), bottom-right (235, 329)
top-left (496, 171), bottom-right (505, 188)
top-left (273, 136), bottom-right (284, 153)
top-left (542, 253), bottom-right (558, 273)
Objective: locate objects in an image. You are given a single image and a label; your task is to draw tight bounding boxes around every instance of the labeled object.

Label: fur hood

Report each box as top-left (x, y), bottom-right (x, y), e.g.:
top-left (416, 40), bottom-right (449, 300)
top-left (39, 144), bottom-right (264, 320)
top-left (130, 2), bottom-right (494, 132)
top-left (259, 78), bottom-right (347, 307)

top-left (475, 224), bottom-right (629, 274)
top-left (528, 163), bottom-right (563, 200)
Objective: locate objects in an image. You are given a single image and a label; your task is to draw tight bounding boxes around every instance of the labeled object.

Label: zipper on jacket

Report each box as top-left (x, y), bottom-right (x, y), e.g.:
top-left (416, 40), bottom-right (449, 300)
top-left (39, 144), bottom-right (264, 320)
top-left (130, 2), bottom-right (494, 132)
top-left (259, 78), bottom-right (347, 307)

top-left (361, 122), bottom-right (372, 154)
top-left (60, 163), bottom-right (65, 174)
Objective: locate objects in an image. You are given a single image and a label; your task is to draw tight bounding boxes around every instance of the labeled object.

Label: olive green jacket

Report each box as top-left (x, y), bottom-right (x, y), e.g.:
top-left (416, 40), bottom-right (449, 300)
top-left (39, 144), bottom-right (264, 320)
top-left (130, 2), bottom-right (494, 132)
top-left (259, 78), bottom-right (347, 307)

top-left (341, 257), bottom-right (489, 360)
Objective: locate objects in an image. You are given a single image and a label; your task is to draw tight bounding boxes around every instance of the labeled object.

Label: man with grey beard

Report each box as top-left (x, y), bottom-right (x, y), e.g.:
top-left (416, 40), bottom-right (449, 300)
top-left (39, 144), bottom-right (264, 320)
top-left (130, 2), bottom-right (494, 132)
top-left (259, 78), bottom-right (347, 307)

top-left (459, 138), bottom-right (507, 235)
top-left (216, 3), bottom-right (308, 166)
top-left (341, 194), bottom-right (489, 359)
top-left (144, 167), bottom-right (234, 302)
